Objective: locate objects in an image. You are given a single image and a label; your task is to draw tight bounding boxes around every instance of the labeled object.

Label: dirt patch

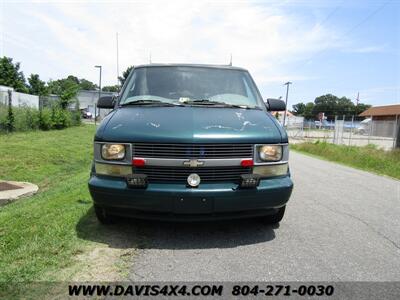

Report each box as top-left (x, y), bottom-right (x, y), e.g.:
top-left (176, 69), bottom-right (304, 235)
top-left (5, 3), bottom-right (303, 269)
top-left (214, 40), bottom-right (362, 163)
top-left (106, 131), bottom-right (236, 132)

top-left (72, 246), bottom-right (135, 281)
top-left (48, 244), bottom-right (136, 282)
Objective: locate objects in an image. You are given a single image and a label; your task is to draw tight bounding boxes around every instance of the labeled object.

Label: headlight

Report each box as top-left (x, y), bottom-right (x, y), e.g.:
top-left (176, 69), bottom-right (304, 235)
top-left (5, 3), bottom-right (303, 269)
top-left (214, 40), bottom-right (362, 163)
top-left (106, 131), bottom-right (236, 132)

top-left (101, 144), bottom-right (125, 160)
top-left (258, 145), bottom-right (282, 162)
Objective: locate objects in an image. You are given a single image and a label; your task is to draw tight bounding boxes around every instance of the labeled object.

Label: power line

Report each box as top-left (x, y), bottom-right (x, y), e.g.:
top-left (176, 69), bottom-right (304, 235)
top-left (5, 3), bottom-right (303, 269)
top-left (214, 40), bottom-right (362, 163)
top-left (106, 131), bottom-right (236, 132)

top-left (316, 0), bottom-right (345, 28)
top-left (301, 0), bottom-right (392, 66)
top-left (342, 0), bottom-right (391, 37)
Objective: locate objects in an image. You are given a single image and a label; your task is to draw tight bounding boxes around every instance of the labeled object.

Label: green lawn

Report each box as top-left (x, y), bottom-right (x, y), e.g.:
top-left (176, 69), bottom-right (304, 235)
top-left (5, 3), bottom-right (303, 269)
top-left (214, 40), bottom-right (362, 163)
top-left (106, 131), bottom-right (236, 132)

top-left (0, 125), bottom-right (123, 294)
top-left (291, 142), bottom-right (400, 179)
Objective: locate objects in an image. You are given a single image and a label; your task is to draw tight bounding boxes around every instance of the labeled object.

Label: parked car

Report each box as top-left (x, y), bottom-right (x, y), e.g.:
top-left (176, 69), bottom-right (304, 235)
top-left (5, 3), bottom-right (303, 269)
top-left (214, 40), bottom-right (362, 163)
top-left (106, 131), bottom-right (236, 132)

top-left (314, 120), bottom-right (334, 130)
top-left (355, 118), bottom-right (371, 135)
top-left (89, 64), bottom-right (293, 224)
top-left (81, 109), bottom-right (93, 119)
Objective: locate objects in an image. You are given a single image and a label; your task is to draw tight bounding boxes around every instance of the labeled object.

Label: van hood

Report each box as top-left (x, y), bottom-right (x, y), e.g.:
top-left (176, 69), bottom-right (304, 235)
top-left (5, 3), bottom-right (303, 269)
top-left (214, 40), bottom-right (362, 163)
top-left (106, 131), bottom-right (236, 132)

top-left (96, 106), bottom-right (286, 143)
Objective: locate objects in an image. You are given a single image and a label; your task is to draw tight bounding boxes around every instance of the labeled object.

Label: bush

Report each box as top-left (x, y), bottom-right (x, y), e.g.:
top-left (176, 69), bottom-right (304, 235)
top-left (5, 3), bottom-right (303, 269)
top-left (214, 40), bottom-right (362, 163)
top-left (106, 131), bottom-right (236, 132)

top-left (0, 104), bottom-right (7, 131)
top-left (39, 108), bottom-right (52, 130)
top-left (71, 100), bottom-right (82, 126)
top-left (0, 103), bottom-right (81, 133)
top-left (14, 106), bottom-right (40, 131)
top-left (51, 107), bottom-right (72, 129)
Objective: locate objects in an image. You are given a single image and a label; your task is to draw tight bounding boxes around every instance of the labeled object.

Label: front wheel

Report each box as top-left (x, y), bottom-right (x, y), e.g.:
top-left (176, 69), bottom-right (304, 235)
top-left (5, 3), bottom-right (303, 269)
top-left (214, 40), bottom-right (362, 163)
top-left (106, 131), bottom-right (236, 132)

top-left (94, 205), bottom-right (116, 224)
top-left (260, 206), bottom-right (286, 224)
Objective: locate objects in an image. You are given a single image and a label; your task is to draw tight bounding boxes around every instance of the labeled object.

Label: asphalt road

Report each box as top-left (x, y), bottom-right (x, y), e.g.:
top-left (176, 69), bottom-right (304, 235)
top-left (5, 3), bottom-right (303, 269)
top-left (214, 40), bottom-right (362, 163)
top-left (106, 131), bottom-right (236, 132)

top-left (128, 152), bottom-right (400, 281)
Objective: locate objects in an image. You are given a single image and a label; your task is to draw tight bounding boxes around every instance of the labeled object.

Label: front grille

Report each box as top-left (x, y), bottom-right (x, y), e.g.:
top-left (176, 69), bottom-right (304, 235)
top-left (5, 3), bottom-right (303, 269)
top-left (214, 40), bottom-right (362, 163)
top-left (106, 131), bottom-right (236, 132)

top-left (133, 143), bottom-right (253, 159)
top-left (134, 166), bottom-right (252, 182)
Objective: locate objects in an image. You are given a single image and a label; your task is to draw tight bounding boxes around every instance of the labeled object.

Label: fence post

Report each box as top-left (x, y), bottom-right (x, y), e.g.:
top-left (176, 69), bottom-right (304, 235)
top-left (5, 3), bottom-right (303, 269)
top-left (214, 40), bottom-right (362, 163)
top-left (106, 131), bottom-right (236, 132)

top-left (348, 115), bottom-right (354, 146)
top-left (333, 116), bottom-right (336, 144)
top-left (368, 118), bottom-right (372, 145)
top-left (6, 90), bottom-right (14, 133)
top-left (394, 115), bottom-right (399, 149)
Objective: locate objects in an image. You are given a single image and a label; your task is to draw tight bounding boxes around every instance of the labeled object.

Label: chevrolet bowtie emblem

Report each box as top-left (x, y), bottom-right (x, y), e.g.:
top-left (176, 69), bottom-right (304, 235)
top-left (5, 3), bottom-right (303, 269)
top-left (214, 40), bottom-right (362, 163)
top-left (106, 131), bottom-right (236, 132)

top-left (183, 159), bottom-right (204, 168)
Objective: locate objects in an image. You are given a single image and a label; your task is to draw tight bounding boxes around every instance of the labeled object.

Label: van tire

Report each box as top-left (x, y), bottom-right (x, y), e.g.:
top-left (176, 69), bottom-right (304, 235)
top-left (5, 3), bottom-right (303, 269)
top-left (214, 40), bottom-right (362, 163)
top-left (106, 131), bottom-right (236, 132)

top-left (94, 205), bottom-right (116, 224)
top-left (261, 206), bottom-right (286, 224)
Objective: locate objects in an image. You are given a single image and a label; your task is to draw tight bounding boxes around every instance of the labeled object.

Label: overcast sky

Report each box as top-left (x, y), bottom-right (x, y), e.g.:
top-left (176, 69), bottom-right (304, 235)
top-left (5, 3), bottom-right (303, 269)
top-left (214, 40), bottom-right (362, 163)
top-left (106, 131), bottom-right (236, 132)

top-left (1, 0), bottom-right (399, 108)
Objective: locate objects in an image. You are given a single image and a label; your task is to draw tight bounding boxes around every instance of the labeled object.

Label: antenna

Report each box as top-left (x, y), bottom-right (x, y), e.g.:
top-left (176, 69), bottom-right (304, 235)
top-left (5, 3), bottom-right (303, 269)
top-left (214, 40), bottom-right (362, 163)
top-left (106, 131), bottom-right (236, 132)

top-left (116, 32), bottom-right (119, 86)
top-left (229, 53), bottom-right (232, 66)
top-left (149, 52), bottom-right (152, 64)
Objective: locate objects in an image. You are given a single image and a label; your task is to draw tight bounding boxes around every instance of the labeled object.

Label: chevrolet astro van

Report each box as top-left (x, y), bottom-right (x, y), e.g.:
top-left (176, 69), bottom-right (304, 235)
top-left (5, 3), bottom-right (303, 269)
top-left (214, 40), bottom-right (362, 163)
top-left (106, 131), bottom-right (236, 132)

top-left (89, 64), bottom-right (293, 224)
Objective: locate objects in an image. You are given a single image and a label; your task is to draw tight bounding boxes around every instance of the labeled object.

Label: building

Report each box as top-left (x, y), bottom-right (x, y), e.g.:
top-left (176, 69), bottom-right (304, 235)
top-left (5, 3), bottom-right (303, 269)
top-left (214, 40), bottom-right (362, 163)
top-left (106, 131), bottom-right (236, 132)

top-left (0, 85), bottom-right (39, 109)
top-left (359, 104), bottom-right (400, 147)
top-left (359, 104), bottom-right (400, 121)
top-left (76, 90), bottom-right (117, 118)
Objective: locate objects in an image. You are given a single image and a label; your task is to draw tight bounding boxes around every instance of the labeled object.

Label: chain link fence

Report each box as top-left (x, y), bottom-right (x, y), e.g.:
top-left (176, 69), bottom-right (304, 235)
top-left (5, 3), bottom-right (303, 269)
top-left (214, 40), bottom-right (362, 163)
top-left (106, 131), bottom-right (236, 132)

top-left (285, 115), bottom-right (399, 150)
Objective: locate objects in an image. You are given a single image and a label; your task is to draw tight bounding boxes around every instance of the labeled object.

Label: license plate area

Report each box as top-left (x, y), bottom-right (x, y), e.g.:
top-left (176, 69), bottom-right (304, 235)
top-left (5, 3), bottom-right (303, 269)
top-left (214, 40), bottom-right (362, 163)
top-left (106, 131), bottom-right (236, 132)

top-left (173, 196), bottom-right (213, 214)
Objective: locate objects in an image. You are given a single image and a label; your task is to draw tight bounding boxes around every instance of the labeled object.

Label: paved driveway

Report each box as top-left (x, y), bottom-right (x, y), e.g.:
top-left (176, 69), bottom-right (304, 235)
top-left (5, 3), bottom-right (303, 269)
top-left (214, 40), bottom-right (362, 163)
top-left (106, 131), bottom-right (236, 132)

top-left (129, 152), bottom-right (400, 281)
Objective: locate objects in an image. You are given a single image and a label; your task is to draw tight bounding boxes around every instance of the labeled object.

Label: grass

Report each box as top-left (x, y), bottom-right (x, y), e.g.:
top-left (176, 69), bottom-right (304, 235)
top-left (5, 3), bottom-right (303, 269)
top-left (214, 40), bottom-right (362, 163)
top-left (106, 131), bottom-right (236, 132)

top-left (0, 125), bottom-right (135, 296)
top-left (291, 142), bottom-right (400, 180)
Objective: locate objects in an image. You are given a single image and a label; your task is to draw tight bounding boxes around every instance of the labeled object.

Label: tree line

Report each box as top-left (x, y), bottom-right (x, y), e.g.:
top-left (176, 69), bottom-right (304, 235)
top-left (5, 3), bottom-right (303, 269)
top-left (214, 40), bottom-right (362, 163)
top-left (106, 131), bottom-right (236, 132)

top-left (291, 94), bottom-right (371, 120)
top-left (0, 56), bottom-right (133, 97)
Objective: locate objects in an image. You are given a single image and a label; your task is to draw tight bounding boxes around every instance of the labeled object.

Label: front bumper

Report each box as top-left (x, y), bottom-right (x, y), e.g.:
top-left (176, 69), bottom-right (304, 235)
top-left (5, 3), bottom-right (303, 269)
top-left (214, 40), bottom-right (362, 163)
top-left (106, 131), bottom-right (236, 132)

top-left (89, 174), bottom-right (293, 221)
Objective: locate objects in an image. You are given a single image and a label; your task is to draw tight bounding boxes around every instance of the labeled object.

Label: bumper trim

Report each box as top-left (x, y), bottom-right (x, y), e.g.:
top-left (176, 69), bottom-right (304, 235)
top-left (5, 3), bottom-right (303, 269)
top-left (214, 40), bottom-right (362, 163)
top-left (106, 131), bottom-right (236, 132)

top-left (89, 175), bottom-right (293, 220)
top-left (100, 206), bottom-right (282, 222)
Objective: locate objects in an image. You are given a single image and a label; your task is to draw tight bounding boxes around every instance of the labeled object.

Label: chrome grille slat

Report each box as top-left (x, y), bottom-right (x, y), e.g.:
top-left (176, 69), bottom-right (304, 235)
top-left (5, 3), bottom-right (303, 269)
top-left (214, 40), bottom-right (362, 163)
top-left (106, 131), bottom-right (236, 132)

top-left (133, 143), bottom-right (253, 159)
top-left (134, 166), bottom-right (251, 182)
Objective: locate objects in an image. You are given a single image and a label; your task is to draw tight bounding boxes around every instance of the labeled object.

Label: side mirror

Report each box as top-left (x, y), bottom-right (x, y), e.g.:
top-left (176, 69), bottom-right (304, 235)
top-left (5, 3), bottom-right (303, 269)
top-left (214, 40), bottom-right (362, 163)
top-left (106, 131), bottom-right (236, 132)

top-left (97, 96), bottom-right (115, 109)
top-left (266, 98), bottom-right (286, 111)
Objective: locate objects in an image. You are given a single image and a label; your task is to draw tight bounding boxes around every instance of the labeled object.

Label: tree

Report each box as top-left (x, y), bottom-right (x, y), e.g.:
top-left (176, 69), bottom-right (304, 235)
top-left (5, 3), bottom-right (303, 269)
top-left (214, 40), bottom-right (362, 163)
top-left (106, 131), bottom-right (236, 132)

top-left (0, 57), bottom-right (28, 93)
top-left (102, 85), bottom-right (120, 92)
top-left (336, 96), bottom-right (354, 116)
top-left (28, 74), bottom-right (48, 96)
top-left (79, 78), bottom-right (97, 90)
top-left (355, 103), bottom-right (371, 116)
top-left (59, 80), bottom-right (79, 109)
top-left (118, 66), bottom-right (134, 86)
top-left (48, 76), bottom-right (98, 94)
top-left (48, 77), bottom-right (78, 95)
top-left (303, 102), bottom-right (315, 120)
top-left (66, 75), bottom-right (79, 85)
top-left (292, 103), bottom-right (306, 116)
top-left (312, 94), bottom-right (338, 120)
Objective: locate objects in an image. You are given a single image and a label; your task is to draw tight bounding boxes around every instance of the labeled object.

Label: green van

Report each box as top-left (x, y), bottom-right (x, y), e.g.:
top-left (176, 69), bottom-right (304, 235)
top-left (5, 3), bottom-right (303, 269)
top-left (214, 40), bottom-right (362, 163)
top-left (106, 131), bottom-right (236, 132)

top-left (89, 64), bottom-right (293, 223)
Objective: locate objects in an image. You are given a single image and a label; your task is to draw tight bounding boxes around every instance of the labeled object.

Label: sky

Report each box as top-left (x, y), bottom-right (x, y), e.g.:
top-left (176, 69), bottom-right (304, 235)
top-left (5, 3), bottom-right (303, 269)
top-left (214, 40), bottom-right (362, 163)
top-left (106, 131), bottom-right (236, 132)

top-left (1, 0), bottom-right (399, 109)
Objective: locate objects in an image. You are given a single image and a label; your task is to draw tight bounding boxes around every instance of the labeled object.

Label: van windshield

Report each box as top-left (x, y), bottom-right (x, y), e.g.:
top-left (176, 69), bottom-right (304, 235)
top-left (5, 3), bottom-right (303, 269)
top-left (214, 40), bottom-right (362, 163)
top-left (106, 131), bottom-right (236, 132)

top-left (119, 66), bottom-right (262, 108)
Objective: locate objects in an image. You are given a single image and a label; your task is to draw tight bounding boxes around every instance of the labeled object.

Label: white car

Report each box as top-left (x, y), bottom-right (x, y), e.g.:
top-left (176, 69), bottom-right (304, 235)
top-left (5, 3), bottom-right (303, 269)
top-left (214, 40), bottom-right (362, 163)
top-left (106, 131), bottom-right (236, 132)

top-left (356, 118), bottom-right (371, 135)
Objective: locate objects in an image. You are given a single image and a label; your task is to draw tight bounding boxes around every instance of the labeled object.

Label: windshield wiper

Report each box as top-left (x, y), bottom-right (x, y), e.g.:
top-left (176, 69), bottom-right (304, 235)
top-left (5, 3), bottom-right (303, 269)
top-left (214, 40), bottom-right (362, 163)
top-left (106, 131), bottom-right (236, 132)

top-left (120, 100), bottom-right (182, 107)
top-left (184, 99), bottom-right (260, 109)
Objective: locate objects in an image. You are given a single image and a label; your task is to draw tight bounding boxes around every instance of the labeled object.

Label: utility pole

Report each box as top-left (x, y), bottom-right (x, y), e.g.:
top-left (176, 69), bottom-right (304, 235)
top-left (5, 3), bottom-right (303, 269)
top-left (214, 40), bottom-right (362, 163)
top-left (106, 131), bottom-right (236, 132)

top-left (283, 81), bottom-right (292, 127)
top-left (94, 65), bottom-right (102, 125)
top-left (356, 92), bottom-right (359, 106)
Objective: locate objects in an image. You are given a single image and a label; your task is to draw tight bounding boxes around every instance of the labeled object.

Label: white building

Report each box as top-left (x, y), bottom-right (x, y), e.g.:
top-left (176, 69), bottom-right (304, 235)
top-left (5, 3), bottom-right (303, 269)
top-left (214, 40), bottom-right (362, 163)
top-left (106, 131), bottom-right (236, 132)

top-left (0, 85), bottom-right (39, 109)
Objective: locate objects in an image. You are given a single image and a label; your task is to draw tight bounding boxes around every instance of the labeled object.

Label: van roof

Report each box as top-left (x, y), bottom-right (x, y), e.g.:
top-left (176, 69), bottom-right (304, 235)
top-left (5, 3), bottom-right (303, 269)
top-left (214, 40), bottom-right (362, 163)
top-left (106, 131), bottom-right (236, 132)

top-left (133, 63), bottom-right (248, 72)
